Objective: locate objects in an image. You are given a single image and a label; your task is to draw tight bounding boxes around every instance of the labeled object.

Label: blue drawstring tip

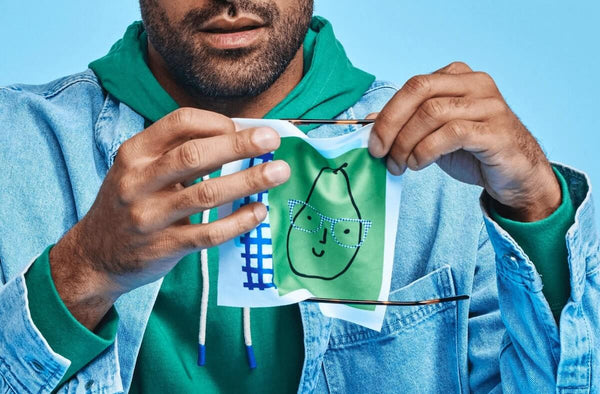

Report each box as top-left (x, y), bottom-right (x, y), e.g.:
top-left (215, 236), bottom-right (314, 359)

top-left (198, 344), bottom-right (206, 366)
top-left (246, 345), bottom-right (257, 369)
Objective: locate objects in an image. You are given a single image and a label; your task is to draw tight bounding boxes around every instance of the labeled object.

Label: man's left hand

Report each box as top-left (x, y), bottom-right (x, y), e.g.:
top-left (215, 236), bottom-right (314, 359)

top-left (368, 61), bottom-right (561, 222)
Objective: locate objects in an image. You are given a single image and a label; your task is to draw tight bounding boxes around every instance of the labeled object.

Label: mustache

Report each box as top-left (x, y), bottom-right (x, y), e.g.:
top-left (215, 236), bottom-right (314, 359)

top-left (180, 0), bottom-right (280, 31)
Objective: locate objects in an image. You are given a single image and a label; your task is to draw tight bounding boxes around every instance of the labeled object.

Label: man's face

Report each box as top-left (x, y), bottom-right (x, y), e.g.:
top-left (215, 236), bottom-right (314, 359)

top-left (140, 0), bottom-right (313, 99)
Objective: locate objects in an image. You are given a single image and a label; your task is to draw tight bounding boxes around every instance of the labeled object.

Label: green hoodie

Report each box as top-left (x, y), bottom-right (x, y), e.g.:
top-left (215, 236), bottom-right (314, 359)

top-left (25, 13), bottom-right (574, 394)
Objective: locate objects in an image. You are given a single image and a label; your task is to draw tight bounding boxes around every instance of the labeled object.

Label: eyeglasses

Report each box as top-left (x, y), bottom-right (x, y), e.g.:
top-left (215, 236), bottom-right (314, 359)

top-left (288, 199), bottom-right (372, 248)
top-left (282, 118), bottom-right (375, 125)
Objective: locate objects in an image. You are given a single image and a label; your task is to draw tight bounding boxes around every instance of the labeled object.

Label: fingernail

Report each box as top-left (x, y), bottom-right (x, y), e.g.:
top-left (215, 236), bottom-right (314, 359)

top-left (265, 161), bottom-right (290, 184)
top-left (368, 132), bottom-right (384, 157)
top-left (386, 157), bottom-right (405, 175)
top-left (252, 127), bottom-right (279, 150)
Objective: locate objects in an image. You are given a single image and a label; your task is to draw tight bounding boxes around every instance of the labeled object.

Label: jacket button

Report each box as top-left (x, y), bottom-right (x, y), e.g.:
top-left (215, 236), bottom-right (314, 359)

top-left (85, 380), bottom-right (94, 390)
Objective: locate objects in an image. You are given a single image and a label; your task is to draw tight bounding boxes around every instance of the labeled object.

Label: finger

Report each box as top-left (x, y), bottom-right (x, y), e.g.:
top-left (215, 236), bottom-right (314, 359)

top-left (434, 61), bottom-right (473, 75)
top-left (366, 112), bottom-right (379, 120)
top-left (404, 119), bottom-right (491, 172)
top-left (138, 126), bottom-right (281, 194)
top-left (368, 72), bottom-right (498, 158)
top-left (176, 202), bottom-right (267, 251)
top-left (121, 108), bottom-right (236, 159)
top-left (135, 160), bottom-right (290, 231)
top-left (387, 97), bottom-right (505, 172)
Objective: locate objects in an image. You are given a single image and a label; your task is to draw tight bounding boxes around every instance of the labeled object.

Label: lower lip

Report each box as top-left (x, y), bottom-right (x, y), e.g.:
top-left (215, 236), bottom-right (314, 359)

top-left (200, 27), bottom-right (265, 50)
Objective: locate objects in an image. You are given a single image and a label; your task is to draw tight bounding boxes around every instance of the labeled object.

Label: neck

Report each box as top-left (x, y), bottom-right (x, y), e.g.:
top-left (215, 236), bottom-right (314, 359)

top-left (147, 41), bottom-right (304, 118)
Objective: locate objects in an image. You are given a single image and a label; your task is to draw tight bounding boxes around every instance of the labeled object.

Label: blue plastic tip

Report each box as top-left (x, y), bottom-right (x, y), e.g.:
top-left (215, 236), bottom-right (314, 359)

top-left (246, 345), bottom-right (257, 369)
top-left (198, 344), bottom-right (206, 366)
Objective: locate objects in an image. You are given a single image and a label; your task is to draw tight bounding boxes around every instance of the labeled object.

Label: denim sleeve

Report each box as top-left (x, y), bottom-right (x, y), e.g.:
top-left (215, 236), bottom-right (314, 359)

top-left (490, 166), bottom-right (574, 320)
top-left (0, 257), bottom-right (70, 393)
top-left (481, 163), bottom-right (599, 392)
top-left (25, 245), bottom-right (119, 389)
top-left (0, 252), bottom-right (124, 393)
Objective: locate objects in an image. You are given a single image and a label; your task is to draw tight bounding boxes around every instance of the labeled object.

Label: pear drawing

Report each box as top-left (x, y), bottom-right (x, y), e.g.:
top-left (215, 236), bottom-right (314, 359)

top-left (286, 162), bottom-right (366, 280)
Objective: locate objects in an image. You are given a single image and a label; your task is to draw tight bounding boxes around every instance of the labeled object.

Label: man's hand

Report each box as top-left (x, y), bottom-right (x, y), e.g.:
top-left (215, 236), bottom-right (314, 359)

top-left (368, 61), bottom-right (561, 222)
top-left (49, 108), bottom-right (289, 329)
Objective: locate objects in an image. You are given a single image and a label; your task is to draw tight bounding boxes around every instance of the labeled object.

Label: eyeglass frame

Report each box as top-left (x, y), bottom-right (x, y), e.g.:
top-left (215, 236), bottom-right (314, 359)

top-left (287, 199), bottom-right (372, 249)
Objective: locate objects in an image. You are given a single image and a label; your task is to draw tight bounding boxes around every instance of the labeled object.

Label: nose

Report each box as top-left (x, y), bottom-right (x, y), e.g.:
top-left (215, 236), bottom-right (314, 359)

top-left (319, 228), bottom-right (327, 244)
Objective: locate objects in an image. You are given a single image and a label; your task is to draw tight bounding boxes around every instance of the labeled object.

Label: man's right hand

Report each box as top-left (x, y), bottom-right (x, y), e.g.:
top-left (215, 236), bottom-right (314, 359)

top-left (48, 108), bottom-right (289, 329)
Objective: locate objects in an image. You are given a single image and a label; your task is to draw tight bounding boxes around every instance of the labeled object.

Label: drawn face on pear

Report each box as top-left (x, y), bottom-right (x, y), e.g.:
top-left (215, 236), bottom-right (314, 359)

top-left (286, 163), bottom-right (369, 280)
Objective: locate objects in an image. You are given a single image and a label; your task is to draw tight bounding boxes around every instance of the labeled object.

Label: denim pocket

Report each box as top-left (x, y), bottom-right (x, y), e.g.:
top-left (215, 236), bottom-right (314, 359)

top-left (322, 265), bottom-right (462, 393)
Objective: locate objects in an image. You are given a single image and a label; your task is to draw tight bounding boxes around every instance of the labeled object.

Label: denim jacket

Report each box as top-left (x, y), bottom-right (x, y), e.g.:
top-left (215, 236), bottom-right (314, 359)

top-left (0, 70), bottom-right (598, 393)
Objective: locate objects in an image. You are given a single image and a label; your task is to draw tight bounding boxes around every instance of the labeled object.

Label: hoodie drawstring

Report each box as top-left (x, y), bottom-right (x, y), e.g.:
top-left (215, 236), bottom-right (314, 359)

top-left (197, 174), bottom-right (211, 366)
top-left (243, 307), bottom-right (257, 369)
top-left (198, 174), bottom-right (256, 369)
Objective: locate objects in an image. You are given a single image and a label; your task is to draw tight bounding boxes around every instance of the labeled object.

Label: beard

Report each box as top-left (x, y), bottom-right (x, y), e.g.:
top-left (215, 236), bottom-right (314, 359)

top-left (140, 0), bottom-right (313, 99)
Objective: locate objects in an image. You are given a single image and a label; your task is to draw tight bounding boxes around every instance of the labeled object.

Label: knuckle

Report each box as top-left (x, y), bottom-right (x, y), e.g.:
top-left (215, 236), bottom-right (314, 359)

top-left (195, 181), bottom-right (221, 207)
top-left (114, 141), bottom-right (135, 168)
top-left (448, 61), bottom-right (471, 73)
top-left (421, 98), bottom-right (446, 120)
top-left (168, 107), bottom-right (196, 130)
top-left (204, 226), bottom-right (226, 247)
top-left (232, 132), bottom-right (250, 156)
top-left (172, 190), bottom-right (196, 212)
top-left (473, 121), bottom-right (489, 135)
top-left (113, 151), bottom-right (128, 170)
top-left (236, 207), bottom-right (260, 233)
top-left (116, 140), bottom-right (131, 157)
top-left (447, 120), bottom-right (466, 139)
top-left (490, 97), bottom-right (509, 115)
top-left (404, 75), bottom-right (431, 95)
top-left (374, 110), bottom-right (396, 132)
top-left (474, 71), bottom-right (496, 88)
top-left (179, 141), bottom-right (204, 168)
top-left (116, 175), bottom-right (137, 204)
top-left (213, 114), bottom-right (236, 134)
top-left (449, 96), bottom-right (469, 109)
top-left (253, 164), bottom-right (271, 188)
top-left (128, 204), bottom-right (151, 233)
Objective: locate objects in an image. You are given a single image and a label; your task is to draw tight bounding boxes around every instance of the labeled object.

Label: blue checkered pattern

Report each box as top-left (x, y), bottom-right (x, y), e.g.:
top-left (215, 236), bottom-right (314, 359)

top-left (239, 152), bottom-right (276, 290)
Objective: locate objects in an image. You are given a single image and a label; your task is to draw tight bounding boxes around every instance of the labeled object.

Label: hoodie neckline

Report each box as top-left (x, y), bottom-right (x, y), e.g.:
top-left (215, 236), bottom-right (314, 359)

top-left (89, 16), bottom-right (375, 133)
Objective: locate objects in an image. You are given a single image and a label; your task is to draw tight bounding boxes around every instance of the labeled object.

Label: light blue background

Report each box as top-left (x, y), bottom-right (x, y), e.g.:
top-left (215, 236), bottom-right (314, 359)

top-left (1, 1), bottom-right (599, 221)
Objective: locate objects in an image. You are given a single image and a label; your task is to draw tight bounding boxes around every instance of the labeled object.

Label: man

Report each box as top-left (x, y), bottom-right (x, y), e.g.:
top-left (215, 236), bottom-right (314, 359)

top-left (0, 0), bottom-right (597, 393)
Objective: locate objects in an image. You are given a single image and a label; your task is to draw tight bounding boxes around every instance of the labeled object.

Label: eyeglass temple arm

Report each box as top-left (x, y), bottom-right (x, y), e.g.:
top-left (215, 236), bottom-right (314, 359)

top-left (305, 294), bottom-right (469, 307)
top-left (282, 119), bottom-right (375, 125)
